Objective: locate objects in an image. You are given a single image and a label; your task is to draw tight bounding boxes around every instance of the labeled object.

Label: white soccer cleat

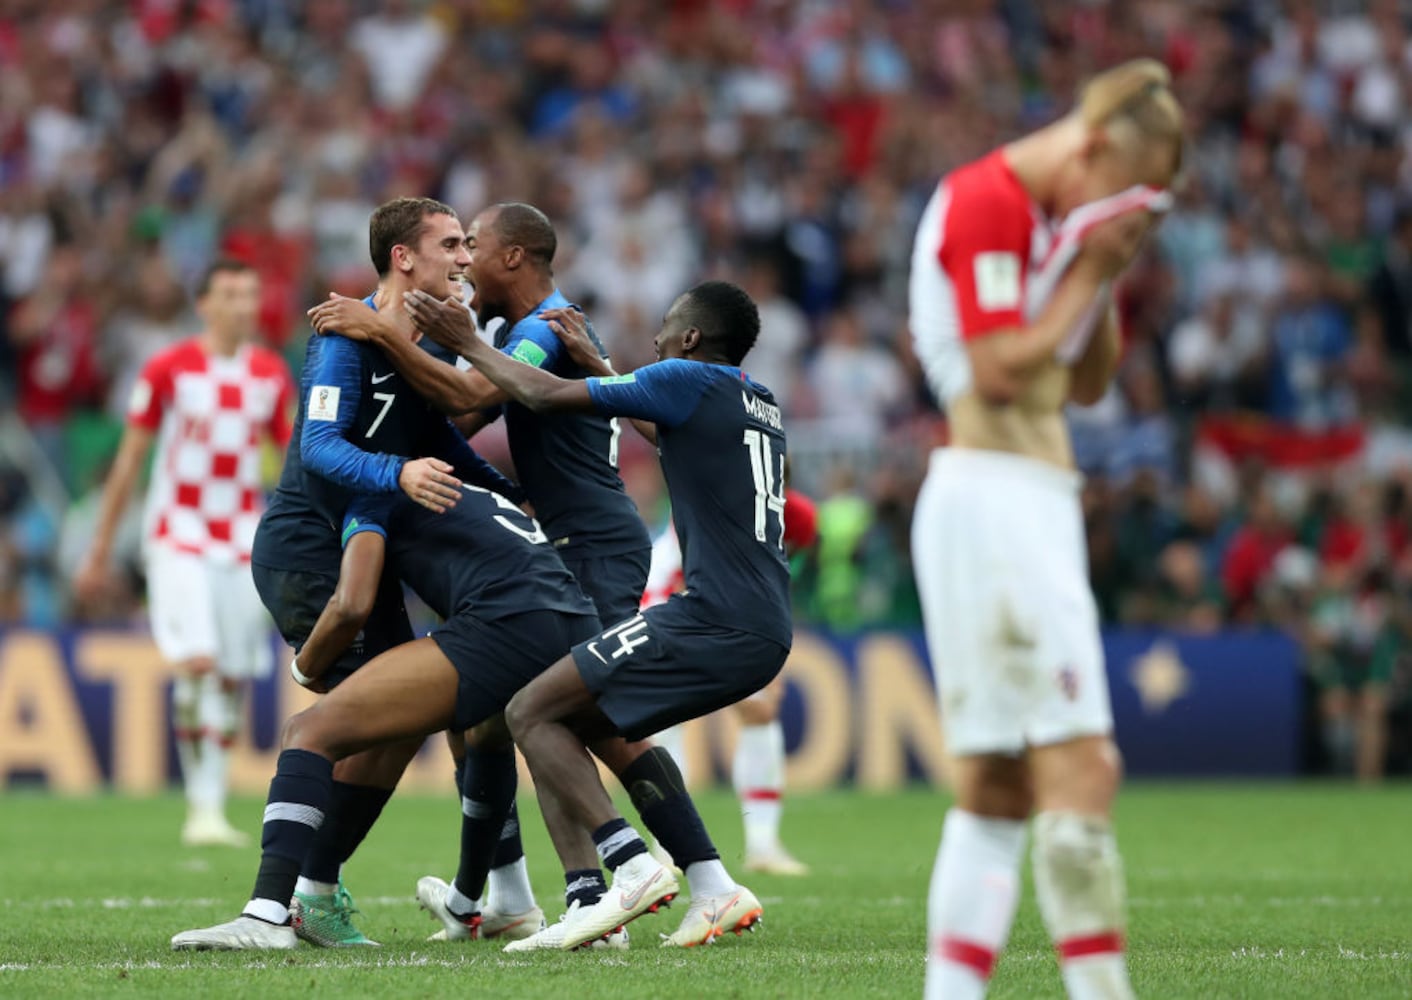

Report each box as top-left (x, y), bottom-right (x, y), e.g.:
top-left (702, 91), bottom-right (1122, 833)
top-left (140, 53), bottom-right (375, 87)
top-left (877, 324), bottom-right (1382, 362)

top-left (743, 846), bottom-right (810, 877)
top-left (660, 885), bottom-right (763, 947)
top-left (480, 904), bottom-right (546, 941)
top-left (171, 915), bottom-right (297, 951)
top-left (503, 902), bottom-right (629, 952)
top-left (181, 811), bottom-right (251, 848)
top-left (649, 840), bottom-right (683, 879)
top-left (712, 885), bottom-right (764, 937)
top-left (557, 854), bottom-right (678, 951)
top-left (416, 876), bottom-right (482, 941)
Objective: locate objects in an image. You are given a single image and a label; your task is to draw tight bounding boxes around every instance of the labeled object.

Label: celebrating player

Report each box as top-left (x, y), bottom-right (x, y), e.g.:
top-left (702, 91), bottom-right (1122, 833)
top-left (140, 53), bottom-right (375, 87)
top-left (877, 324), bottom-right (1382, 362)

top-left (75, 259), bottom-right (292, 848)
top-left (308, 203), bottom-right (656, 943)
top-left (170, 478), bottom-right (603, 950)
top-left (907, 60), bottom-right (1183, 999)
top-left (646, 485), bottom-right (819, 876)
top-left (404, 280), bottom-right (788, 951)
top-left (251, 196), bottom-right (529, 947)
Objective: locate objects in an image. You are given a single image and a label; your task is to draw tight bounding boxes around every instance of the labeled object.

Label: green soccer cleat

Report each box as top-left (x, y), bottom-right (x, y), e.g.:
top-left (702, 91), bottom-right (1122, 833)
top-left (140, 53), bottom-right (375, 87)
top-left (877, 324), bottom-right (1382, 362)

top-left (291, 883), bottom-right (380, 948)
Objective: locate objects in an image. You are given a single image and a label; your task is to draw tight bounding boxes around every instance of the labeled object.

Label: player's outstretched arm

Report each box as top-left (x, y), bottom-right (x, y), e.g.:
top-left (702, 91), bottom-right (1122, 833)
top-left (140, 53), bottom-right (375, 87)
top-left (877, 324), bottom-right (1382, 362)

top-left (74, 426), bottom-right (155, 601)
top-left (308, 293), bottom-right (507, 416)
top-left (541, 305), bottom-right (659, 444)
top-left (293, 530), bottom-right (385, 692)
top-left (405, 290), bottom-right (595, 413)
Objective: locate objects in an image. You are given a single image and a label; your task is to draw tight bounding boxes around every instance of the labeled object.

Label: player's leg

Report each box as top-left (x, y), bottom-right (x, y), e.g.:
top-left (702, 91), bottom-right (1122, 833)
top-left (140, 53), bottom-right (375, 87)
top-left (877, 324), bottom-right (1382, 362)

top-left (913, 460), bottom-right (1031, 1000)
top-left (732, 680), bottom-right (807, 875)
top-left (1024, 477), bottom-right (1134, 1000)
top-left (416, 717), bottom-right (543, 940)
top-left (1355, 681), bottom-right (1391, 783)
top-left (172, 639), bottom-right (459, 950)
top-left (1028, 736), bottom-right (1130, 1000)
top-left (505, 655), bottom-right (680, 950)
top-left (591, 734), bottom-right (763, 947)
top-left (293, 575), bottom-right (420, 947)
top-left (149, 548), bottom-right (243, 845)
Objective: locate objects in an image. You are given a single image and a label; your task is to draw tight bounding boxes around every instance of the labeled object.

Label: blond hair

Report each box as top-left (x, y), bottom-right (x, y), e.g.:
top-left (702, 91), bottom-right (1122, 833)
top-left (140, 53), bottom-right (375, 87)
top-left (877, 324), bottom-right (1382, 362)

top-left (1077, 59), bottom-right (1185, 178)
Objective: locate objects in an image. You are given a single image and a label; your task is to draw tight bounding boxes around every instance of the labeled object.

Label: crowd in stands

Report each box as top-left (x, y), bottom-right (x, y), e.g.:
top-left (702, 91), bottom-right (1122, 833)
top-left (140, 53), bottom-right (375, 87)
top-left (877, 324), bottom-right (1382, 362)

top-left (2, 0), bottom-right (1411, 775)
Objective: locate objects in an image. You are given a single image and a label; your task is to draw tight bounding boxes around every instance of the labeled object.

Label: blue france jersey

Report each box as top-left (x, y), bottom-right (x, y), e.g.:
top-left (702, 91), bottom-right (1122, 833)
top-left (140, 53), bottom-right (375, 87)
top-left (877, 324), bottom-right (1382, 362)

top-left (342, 487), bottom-right (597, 623)
top-left (491, 289), bottom-right (649, 558)
top-left (585, 359), bottom-right (791, 647)
top-left (252, 301), bottom-right (519, 570)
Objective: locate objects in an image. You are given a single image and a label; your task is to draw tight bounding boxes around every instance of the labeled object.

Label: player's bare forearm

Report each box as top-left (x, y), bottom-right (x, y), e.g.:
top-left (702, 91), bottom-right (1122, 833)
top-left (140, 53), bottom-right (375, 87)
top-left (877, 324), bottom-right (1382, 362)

top-left (297, 532), bottom-right (385, 686)
top-left (89, 428), bottom-right (153, 561)
top-left (405, 290), bottom-right (594, 413)
top-left (1068, 305), bottom-right (1121, 406)
top-left (630, 419), bottom-right (658, 445)
top-left (965, 262), bottom-right (1110, 404)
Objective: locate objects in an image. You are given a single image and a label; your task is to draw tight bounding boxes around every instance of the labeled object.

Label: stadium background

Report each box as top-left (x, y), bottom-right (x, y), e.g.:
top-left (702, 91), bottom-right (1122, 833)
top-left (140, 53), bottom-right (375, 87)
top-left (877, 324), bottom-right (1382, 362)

top-left (2, 0), bottom-right (1411, 790)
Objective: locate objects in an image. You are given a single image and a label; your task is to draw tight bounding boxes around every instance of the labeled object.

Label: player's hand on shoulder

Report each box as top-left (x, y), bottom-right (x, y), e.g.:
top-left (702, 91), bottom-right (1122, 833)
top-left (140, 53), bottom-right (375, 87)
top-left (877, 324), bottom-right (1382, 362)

top-left (1076, 209), bottom-right (1157, 280)
top-left (399, 456), bottom-right (463, 513)
top-left (404, 289), bottom-right (476, 356)
top-left (541, 307), bottom-right (610, 372)
top-left (308, 294), bottom-right (385, 341)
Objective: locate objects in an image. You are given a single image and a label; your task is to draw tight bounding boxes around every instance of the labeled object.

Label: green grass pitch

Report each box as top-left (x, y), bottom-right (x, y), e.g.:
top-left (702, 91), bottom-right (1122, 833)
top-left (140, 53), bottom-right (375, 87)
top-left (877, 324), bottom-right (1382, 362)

top-left (2, 784), bottom-right (1410, 998)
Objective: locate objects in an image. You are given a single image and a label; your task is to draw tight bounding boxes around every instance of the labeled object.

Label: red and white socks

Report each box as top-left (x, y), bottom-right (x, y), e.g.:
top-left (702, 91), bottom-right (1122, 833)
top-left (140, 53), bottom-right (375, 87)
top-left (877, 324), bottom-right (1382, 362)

top-left (1032, 811), bottom-right (1133, 1000)
top-left (733, 721), bottom-right (786, 857)
top-left (925, 808), bottom-right (1027, 1000)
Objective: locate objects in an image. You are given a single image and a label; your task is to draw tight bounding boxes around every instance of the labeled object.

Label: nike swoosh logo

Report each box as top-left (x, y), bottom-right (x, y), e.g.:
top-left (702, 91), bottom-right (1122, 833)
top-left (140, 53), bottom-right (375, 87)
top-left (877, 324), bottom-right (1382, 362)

top-left (709, 890), bottom-right (743, 926)
top-left (587, 642), bottom-right (606, 664)
top-left (619, 869), bottom-right (664, 910)
top-left (371, 372), bottom-right (395, 384)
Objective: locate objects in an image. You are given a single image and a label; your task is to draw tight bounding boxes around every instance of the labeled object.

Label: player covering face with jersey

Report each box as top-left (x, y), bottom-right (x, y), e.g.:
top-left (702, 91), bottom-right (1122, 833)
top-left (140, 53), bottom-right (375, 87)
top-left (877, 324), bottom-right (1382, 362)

top-left (907, 59), bottom-right (1183, 1000)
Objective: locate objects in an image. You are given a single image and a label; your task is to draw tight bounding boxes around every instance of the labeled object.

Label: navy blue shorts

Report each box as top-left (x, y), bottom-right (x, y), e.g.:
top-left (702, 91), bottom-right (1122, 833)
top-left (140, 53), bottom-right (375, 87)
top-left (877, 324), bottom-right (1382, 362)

top-left (432, 609), bottom-right (602, 731)
top-left (562, 547), bottom-right (651, 628)
top-left (252, 563), bottom-right (413, 690)
top-left (571, 598), bottom-right (790, 742)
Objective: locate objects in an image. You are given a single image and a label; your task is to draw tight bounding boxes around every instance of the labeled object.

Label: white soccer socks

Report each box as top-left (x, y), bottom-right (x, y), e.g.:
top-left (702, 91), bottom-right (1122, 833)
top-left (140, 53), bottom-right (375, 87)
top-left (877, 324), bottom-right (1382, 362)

top-left (1032, 811), bottom-right (1134, 1000)
top-left (925, 809), bottom-right (1027, 1000)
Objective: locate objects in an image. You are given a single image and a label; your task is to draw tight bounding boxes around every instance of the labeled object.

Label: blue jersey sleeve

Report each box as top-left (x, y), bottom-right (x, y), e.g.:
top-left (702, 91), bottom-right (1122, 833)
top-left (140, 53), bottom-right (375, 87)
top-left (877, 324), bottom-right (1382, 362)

top-left (585, 359), bottom-right (714, 428)
top-left (341, 493), bottom-right (395, 547)
top-left (301, 335), bottom-right (406, 493)
top-left (500, 314), bottom-right (565, 371)
top-left (423, 417), bottom-right (526, 506)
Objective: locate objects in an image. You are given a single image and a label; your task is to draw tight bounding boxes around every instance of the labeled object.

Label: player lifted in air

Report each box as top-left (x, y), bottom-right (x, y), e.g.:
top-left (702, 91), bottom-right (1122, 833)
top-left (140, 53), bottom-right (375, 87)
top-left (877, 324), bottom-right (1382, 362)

top-left (404, 279), bottom-right (788, 951)
top-left (76, 260), bottom-right (292, 848)
top-left (907, 60), bottom-right (1184, 1000)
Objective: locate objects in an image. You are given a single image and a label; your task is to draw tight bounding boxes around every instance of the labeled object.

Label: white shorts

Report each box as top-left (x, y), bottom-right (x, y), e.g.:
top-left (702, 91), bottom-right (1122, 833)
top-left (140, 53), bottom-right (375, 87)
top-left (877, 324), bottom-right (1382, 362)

top-left (911, 448), bottom-right (1111, 757)
top-left (146, 546), bottom-right (273, 679)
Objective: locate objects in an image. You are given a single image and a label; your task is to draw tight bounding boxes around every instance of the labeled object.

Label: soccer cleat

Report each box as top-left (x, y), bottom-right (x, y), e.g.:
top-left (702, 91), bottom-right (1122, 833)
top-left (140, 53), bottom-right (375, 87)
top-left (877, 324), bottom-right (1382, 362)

top-left (416, 875), bottom-right (483, 942)
top-left (712, 885), bottom-right (764, 936)
top-left (743, 846), bottom-right (810, 877)
top-left (181, 811), bottom-right (251, 848)
top-left (479, 904), bottom-right (546, 941)
top-left (171, 915), bottom-right (297, 951)
top-left (558, 854), bottom-right (678, 950)
top-left (503, 902), bottom-right (630, 952)
top-left (649, 840), bottom-right (684, 879)
top-left (660, 885), bottom-right (763, 947)
top-left (291, 884), bottom-right (379, 947)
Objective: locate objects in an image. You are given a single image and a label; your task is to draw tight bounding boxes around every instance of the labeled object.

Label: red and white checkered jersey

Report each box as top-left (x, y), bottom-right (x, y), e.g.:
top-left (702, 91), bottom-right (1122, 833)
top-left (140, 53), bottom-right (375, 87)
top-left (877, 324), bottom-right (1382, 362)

top-left (639, 524), bottom-right (684, 611)
top-left (908, 150), bottom-right (1055, 405)
top-left (128, 337), bottom-right (293, 565)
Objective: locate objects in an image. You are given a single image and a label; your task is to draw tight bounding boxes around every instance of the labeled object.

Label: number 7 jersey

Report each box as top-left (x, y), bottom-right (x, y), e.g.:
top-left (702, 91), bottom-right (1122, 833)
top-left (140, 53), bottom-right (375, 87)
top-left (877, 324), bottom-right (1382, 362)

top-left (585, 359), bottom-right (791, 648)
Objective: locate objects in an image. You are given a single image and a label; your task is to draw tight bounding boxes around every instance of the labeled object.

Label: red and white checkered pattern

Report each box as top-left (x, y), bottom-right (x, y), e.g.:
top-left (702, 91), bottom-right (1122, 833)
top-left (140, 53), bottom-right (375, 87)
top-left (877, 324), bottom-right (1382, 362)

top-left (129, 337), bottom-right (293, 565)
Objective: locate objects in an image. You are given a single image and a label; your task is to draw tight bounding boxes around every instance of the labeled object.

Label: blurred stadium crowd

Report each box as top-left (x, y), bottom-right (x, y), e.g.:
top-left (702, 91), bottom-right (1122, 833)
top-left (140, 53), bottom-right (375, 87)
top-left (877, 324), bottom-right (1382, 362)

top-left (2, 0), bottom-right (1411, 774)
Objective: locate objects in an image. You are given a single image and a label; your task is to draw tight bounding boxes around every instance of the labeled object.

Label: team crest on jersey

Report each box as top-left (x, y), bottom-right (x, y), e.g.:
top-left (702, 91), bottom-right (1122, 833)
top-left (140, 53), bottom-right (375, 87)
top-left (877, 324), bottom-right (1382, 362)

top-left (308, 385), bottom-right (340, 422)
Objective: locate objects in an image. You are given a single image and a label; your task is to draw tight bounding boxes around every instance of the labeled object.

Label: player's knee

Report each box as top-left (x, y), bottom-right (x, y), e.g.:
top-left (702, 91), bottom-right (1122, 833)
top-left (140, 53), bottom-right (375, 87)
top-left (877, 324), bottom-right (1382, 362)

top-left (1032, 811), bottom-right (1125, 934)
top-left (735, 697), bottom-right (776, 725)
top-left (504, 690), bottom-right (536, 742)
top-left (466, 714), bottom-right (512, 752)
top-left (281, 706), bottom-right (329, 754)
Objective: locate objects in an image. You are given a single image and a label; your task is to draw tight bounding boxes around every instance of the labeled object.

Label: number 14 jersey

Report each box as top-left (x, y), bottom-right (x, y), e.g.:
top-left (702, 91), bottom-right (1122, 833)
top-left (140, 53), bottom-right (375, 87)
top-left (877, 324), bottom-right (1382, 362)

top-left (586, 359), bottom-right (791, 648)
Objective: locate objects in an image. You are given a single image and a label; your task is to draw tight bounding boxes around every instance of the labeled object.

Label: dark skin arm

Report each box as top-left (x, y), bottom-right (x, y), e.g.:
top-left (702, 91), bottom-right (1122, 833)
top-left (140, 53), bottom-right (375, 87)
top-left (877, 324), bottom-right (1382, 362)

top-left (404, 290), bottom-right (595, 413)
top-left (294, 531), bottom-right (385, 693)
top-left (538, 306), bottom-right (658, 445)
top-left (307, 294), bottom-right (509, 416)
